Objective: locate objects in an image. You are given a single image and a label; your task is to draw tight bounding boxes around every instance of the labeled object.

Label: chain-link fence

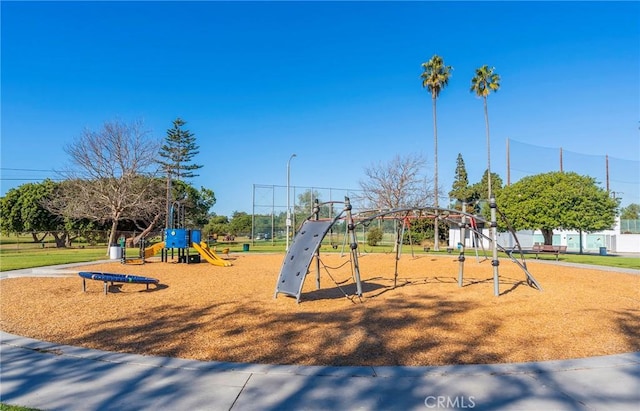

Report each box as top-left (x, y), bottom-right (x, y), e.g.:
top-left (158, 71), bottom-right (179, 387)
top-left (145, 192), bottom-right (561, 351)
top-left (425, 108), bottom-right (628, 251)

top-left (252, 184), bottom-right (366, 243)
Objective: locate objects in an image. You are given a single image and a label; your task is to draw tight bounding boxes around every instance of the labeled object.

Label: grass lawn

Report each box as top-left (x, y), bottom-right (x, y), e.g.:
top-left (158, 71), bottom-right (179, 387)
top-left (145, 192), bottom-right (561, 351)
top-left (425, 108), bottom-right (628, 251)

top-left (0, 404), bottom-right (42, 411)
top-left (535, 252), bottom-right (640, 269)
top-left (0, 240), bottom-right (638, 271)
top-left (0, 247), bottom-right (108, 271)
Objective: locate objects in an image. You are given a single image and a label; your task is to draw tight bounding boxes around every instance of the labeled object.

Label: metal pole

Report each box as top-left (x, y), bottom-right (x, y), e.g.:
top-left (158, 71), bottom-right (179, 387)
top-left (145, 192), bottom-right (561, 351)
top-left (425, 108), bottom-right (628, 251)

top-left (394, 221), bottom-right (402, 288)
top-left (458, 202), bottom-right (467, 287)
top-left (345, 197), bottom-right (363, 297)
top-left (293, 186), bottom-right (297, 235)
top-left (506, 138), bottom-right (510, 186)
top-left (605, 154), bottom-right (610, 194)
top-left (251, 184), bottom-right (255, 245)
top-left (490, 195), bottom-right (500, 296)
top-left (313, 199), bottom-right (321, 290)
top-left (286, 154), bottom-right (297, 251)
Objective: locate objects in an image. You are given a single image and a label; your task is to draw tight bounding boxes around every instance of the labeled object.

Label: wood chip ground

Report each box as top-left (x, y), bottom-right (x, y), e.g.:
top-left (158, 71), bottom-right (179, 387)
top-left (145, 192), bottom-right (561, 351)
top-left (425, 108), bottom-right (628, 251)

top-left (1, 253), bottom-right (638, 366)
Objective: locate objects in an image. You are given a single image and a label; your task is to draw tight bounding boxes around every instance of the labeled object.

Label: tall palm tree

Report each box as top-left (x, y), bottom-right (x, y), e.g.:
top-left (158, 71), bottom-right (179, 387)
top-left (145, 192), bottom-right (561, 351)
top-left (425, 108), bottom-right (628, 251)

top-left (421, 54), bottom-right (452, 251)
top-left (470, 65), bottom-right (501, 200)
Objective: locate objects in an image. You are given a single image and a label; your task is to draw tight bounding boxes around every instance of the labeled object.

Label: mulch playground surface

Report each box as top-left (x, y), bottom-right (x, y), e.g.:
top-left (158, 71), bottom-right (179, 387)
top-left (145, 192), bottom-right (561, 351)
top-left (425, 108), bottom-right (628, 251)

top-left (1, 253), bottom-right (638, 367)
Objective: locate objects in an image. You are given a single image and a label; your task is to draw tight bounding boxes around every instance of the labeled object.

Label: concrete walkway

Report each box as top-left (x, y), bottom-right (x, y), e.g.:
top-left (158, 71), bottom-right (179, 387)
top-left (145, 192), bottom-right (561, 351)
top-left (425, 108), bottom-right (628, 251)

top-left (1, 262), bottom-right (639, 410)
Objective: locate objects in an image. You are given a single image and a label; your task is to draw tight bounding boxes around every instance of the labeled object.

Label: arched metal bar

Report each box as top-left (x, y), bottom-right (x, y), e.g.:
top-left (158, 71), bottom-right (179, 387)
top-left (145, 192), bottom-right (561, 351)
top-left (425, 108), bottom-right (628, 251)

top-left (351, 205), bottom-right (541, 293)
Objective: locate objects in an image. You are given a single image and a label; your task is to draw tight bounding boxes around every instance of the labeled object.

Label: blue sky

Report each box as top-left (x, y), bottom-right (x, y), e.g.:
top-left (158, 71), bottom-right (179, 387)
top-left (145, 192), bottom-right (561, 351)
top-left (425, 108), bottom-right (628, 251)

top-left (2, 1), bottom-right (639, 216)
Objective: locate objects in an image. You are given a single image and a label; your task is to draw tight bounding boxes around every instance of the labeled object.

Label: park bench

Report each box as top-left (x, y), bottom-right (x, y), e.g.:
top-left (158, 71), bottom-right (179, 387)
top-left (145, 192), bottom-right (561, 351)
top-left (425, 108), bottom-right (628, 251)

top-left (531, 244), bottom-right (567, 261)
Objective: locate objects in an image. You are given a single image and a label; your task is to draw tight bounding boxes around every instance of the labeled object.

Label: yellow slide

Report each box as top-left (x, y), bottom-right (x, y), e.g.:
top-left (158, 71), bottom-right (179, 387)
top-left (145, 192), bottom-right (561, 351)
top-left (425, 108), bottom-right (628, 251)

top-left (144, 241), bottom-right (165, 259)
top-left (193, 242), bottom-right (232, 267)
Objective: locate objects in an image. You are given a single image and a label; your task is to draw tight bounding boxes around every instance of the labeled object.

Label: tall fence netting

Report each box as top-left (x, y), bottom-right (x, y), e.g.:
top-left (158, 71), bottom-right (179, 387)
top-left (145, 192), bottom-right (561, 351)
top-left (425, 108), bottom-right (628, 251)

top-left (508, 139), bottom-right (639, 207)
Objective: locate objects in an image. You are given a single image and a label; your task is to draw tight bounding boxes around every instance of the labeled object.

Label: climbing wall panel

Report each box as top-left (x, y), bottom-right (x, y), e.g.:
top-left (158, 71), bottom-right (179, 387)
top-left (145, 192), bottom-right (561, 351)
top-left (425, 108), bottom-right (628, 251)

top-left (274, 220), bottom-right (335, 302)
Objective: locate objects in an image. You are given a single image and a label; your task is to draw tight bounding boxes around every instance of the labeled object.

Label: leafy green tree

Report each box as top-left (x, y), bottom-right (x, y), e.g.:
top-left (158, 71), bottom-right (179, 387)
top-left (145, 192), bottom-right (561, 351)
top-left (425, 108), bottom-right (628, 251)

top-left (497, 172), bottom-right (619, 245)
top-left (476, 171), bottom-right (504, 219)
top-left (620, 203), bottom-right (640, 219)
top-left (470, 65), bottom-right (500, 199)
top-left (294, 190), bottom-right (335, 222)
top-left (296, 189), bottom-right (321, 214)
top-left (0, 180), bottom-right (60, 242)
top-left (0, 185), bottom-right (32, 235)
top-left (253, 214), bottom-right (273, 237)
top-left (229, 211), bottom-right (252, 236)
top-left (451, 170), bottom-right (504, 215)
top-left (472, 169), bottom-right (503, 202)
top-left (171, 180), bottom-right (216, 228)
top-left (203, 215), bottom-right (230, 238)
top-left (402, 217), bottom-right (447, 246)
top-left (421, 54), bottom-right (452, 251)
top-left (0, 180), bottom-right (98, 247)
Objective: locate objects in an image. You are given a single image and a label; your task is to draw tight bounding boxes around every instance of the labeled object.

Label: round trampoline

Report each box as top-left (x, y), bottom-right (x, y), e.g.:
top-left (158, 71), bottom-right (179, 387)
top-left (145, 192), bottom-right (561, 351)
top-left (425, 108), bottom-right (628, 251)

top-left (79, 271), bottom-right (159, 294)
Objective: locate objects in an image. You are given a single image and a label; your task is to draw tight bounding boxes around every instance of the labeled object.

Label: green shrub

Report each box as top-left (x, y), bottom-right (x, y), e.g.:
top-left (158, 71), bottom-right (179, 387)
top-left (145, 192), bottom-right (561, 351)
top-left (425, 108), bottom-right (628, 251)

top-left (404, 230), bottom-right (427, 245)
top-left (367, 227), bottom-right (383, 246)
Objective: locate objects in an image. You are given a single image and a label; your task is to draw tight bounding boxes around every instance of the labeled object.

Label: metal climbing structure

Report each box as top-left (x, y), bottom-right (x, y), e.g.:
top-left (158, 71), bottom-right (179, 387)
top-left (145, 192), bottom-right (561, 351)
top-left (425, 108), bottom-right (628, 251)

top-left (274, 196), bottom-right (542, 303)
top-left (274, 198), bottom-right (363, 303)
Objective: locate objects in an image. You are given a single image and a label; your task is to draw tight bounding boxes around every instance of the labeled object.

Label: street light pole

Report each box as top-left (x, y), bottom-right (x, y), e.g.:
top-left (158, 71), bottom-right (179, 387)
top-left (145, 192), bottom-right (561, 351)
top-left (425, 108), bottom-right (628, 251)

top-left (286, 153), bottom-right (297, 251)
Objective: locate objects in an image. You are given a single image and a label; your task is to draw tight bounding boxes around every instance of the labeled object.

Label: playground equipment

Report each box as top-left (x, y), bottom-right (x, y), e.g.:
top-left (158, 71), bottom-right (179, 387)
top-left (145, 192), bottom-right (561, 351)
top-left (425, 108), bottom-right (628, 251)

top-left (468, 213), bottom-right (489, 263)
top-left (163, 229), bottom-right (232, 266)
top-left (193, 241), bottom-right (232, 267)
top-left (160, 201), bottom-right (231, 266)
top-left (161, 201), bottom-right (195, 263)
top-left (162, 227), bottom-right (191, 263)
top-left (79, 271), bottom-right (159, 295)
top-left (120, 237), bottom-right (146, 265)
top-left (275, 196), bottom-right (542, 303)
top-left (275, 198), bottom-right (362, 303)
top-left (120, 238), bottom-right (167, 265)
top-left (144, 241), bottom-right (166, 259)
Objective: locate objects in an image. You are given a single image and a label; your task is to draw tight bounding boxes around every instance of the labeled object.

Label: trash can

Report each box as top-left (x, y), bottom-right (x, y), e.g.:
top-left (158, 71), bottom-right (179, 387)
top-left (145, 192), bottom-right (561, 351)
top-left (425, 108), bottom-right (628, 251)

top-left (109, 245), bottom-right (123, 260)
top-left (242, 243), bottom-right (250, 252)
top-left (599, 246), bottom-right (607, 256)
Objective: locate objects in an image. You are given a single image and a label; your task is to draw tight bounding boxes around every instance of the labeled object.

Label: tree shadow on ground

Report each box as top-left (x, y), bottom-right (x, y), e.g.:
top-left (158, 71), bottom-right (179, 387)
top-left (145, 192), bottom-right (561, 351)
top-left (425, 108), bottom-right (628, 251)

top-left (58, 290), bottom-right (501, 367)
top-left (615, 307), bottom-right (640, 352)
top-left (106, 283), bottom-right (168, 293)
top-left (302, 281), bottom-right (387, 302)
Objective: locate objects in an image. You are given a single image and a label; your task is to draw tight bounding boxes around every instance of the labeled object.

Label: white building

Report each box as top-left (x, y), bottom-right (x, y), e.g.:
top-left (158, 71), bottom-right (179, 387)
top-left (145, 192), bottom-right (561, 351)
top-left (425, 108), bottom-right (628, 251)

top-left (449, 218), bottom-right (640, 254)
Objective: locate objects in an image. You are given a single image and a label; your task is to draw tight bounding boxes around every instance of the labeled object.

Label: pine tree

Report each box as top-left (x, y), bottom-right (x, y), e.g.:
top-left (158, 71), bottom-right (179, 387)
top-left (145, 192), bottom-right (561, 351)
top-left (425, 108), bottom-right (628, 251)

top-left (449, 153), bottom-right (470, 206)
top-left (158, 118), bottom-right (203, 181)
top-left (158, 118), bottom-right (203, 228)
